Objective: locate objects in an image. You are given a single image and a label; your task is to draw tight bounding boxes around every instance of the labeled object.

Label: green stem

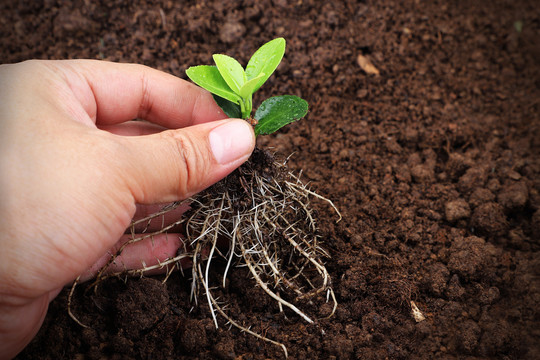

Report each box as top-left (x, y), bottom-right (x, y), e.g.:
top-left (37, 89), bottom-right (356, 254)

top-left (239, 96), bottom-right (252, 119)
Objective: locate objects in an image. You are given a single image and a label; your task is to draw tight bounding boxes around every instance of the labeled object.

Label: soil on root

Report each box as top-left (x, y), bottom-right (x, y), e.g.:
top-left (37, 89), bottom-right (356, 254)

top-left (2, 0), bottom-right (539, 359)
top-left (180, 146), bottom-right (338, 355)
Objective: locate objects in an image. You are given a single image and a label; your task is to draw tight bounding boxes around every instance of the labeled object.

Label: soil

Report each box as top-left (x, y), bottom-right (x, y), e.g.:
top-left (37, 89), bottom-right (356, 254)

top-left (2, 0), bottom-right (539, 359)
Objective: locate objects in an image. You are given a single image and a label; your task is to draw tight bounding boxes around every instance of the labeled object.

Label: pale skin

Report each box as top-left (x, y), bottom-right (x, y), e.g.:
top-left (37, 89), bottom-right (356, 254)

top-left (0, 60), bottom-right (255, 359)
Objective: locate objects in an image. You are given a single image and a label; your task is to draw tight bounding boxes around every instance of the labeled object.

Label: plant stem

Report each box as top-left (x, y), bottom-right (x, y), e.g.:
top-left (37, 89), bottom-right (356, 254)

top-left (239, 95), bottom-right (252, 119)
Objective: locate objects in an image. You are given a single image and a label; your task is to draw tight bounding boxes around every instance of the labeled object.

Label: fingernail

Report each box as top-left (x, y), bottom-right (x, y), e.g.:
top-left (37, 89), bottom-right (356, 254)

top-left (209, 120), bottom-right (254, 164)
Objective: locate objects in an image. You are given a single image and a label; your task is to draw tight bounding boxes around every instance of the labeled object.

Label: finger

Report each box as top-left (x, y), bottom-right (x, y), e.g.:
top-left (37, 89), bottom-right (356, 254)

top-left (130, 202), bottom-right (190, 233)
top-left (115, 118), bottom-right (255, 204)
top-left (98, 120), bottom-right (167, 136)
top-left (56, 59), bottom-right (228, 128)
top-left (79, 233), bottom-right (187, 282)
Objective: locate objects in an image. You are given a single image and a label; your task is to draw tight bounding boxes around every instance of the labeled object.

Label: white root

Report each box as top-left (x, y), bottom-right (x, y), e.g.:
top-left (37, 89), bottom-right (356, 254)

top-left (75, 150), bottom-right (340, 357)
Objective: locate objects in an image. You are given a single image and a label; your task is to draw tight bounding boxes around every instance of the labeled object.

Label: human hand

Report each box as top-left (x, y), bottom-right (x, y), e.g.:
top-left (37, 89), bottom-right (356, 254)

top-left (0, 60), bottom-right (255, 359)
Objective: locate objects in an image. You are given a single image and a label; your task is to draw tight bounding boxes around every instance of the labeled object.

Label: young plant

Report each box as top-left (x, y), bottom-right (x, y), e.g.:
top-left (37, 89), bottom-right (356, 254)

top-left (186, 37), bottom-right (308, 135)
top-left (73, 38), bottom-right (340, 359)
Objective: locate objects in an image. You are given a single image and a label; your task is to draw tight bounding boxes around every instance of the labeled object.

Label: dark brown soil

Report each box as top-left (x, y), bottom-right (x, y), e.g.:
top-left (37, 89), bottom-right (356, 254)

top-left (3, 0), bottom-right (539, 359)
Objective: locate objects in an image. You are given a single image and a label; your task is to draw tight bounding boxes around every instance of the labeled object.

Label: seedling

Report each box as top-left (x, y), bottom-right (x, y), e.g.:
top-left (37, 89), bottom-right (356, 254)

top-left (186, 37), bottom-right (308, 135)
top-left (73, 38), bottom-right (341, 359)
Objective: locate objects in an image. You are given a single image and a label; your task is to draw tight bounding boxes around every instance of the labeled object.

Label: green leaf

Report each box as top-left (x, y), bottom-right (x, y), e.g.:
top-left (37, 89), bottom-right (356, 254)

top-left (254, 95), bottom-right (308, 136)
top-left (212, 94), bottom-right (242, 119)
top-left (213, 54), bottom-right (246, 95)
top-left (186, 65), bottom-right (241, 104)
top-left (238, 73), bottom-right (265, 99)
top-left (245, 38), bottom-right (286, 93)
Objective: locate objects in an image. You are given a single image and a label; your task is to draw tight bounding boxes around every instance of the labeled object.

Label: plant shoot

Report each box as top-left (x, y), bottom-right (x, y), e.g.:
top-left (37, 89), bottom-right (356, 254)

top-left (186, 38), bottom-right (308, 136)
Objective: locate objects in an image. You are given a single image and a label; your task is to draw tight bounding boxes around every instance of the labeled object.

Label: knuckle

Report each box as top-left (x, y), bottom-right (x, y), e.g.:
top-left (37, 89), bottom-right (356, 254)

top-left (164, 131), bottom-right (210, 198)
top-left (138, 70), bottom-right (153, 120)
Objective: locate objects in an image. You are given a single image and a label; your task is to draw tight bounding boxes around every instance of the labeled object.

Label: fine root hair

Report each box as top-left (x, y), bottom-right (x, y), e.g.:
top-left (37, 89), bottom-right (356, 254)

top-left (70, 149), bottom-right (341, 357)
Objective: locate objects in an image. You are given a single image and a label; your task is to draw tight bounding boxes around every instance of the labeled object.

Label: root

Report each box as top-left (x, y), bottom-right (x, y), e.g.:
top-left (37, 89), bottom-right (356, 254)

top-left (88, 201), bottom-right (189, 290)
top-left (183, 149), bottom-right (340, 355)
top-left (238, 235), bottom-right (314, 324)
top-left (196, 261), bottom-right (288, 358)
top-left (67, 276), bottom-right (88, 328)
top-left (74, 149), bottom-right (340, 357)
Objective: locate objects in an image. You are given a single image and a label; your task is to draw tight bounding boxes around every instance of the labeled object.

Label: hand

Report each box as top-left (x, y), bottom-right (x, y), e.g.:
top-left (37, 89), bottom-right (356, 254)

top-left (0, 60), bottom-right (255, 359)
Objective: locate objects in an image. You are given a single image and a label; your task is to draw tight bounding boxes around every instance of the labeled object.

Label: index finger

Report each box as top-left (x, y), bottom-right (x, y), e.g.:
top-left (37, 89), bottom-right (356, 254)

top-left (56, 59), bottom-right (228, 128)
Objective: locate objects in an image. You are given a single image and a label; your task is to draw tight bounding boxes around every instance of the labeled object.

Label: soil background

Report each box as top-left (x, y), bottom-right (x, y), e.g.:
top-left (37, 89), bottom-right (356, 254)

top-left (2, 0), bottom-right (540, 359)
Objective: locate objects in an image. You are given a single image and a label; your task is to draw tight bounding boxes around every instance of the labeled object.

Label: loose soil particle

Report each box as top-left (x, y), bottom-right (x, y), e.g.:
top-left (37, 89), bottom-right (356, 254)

top-left (2, 0), bottom-right (539, 359)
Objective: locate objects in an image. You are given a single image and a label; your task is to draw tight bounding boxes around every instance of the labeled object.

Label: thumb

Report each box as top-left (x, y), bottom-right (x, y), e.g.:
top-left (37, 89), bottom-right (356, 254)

top-left (117, 119), bottom-right (255, 204)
